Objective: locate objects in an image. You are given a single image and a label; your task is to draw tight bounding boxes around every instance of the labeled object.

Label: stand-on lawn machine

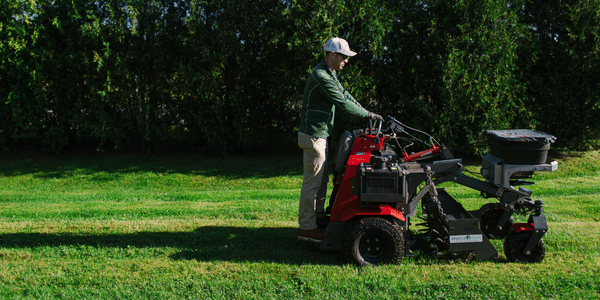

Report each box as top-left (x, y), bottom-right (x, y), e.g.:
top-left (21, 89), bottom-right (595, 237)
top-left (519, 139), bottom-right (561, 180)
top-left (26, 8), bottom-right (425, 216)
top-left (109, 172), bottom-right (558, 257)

top-left (319, 117), bottom-right (558, 266)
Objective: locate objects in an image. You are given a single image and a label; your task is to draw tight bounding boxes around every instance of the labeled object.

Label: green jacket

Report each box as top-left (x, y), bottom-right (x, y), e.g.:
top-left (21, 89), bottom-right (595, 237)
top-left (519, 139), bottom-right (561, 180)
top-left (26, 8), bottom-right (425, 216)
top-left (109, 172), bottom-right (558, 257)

top-left (299, 59), bottom-right (369, 138)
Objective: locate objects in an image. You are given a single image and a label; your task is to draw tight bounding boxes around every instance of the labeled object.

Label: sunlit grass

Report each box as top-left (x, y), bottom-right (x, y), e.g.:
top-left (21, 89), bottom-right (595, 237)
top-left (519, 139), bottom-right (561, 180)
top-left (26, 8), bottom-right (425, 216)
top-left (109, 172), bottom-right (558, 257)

top-left (0, 151), bottom-right (599, 299)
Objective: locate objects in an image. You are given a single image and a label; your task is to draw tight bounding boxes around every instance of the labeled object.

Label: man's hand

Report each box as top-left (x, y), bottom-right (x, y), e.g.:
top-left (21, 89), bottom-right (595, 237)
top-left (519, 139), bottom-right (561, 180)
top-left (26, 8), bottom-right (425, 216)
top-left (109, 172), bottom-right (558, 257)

top-left (368, 111), bottom-right (384, 121)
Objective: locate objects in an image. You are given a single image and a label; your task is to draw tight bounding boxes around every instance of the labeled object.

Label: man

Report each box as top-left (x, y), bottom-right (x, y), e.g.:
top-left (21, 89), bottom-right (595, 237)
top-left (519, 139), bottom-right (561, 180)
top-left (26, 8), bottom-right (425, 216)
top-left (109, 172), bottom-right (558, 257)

top-left (297, 37), bottom-right (383, 242)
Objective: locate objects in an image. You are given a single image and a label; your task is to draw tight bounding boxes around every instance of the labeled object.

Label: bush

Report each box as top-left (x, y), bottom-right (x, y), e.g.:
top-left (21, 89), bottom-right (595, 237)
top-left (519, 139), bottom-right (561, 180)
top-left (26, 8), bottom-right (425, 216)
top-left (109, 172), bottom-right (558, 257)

top-left (1, 0), bottom-right (598, 153)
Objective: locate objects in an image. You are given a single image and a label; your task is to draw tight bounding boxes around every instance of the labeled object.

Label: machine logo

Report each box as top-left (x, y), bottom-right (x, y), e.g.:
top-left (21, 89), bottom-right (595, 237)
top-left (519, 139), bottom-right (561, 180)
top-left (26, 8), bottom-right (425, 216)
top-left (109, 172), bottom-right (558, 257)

top-left (449, 234), bottom-right (483, 244)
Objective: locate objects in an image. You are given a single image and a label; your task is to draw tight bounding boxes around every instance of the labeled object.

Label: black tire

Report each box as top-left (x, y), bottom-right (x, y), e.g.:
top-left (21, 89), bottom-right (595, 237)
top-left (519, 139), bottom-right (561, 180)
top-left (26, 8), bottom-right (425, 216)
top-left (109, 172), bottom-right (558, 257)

top-left (342, 217), bottom-right (404, 266)
top-left (504, 231), bottom-right (545, 263)
top-left (480, 209), bottom-right (514, 239)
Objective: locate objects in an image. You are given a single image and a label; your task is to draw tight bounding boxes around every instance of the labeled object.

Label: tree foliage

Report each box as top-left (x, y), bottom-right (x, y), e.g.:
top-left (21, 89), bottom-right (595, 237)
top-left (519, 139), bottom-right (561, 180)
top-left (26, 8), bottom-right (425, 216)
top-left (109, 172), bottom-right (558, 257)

top-left (1, 0), bottom-right (599, 153)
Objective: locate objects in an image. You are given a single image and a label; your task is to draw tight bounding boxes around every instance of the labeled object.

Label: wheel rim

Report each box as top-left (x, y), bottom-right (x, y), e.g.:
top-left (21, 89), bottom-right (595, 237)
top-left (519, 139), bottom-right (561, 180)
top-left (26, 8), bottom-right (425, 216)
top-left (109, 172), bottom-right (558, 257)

top-left (514, 243), bottom-right (530, 261)
top-left (481, 210), bottom-right (512, 239)
top-left (513, 238), bottom-right (541, 262)
top-left (359, 233), bottom-right (388, 261)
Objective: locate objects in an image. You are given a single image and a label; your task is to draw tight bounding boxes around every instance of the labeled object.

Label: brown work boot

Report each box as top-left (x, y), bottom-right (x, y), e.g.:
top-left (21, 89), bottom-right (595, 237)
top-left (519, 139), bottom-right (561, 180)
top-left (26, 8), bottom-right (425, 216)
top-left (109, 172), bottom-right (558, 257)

top-left (297, 228), bottom-right (325, 242)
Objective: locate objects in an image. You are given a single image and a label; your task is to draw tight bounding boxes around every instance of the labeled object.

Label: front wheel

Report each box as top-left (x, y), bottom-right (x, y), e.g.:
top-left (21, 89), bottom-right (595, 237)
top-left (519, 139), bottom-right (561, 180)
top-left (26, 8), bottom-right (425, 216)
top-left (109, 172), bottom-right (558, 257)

top-left (504, 231), bottom-right (545, 263)
top-left (342, 217), bottom-right (404, 266)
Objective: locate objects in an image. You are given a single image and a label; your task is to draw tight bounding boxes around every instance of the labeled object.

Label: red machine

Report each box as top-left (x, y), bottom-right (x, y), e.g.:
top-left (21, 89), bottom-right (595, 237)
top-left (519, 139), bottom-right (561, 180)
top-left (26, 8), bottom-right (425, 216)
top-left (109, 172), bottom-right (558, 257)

top-left (319, 118), bottom-right (558, 266)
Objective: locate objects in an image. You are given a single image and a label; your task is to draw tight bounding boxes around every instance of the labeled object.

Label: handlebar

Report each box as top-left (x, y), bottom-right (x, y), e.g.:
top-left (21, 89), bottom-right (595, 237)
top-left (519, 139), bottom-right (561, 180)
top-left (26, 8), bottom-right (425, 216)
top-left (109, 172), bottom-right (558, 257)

top-left (368, 119), bottom-right (383, 136)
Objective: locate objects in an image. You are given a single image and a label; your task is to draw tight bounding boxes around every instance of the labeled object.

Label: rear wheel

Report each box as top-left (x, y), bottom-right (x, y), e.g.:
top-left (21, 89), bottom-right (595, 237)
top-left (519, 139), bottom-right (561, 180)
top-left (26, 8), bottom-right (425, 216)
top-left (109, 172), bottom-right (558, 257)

top-left (504, 231), bottom-right (545, 263)
top-left (343, 217), bottom-right (404, 266)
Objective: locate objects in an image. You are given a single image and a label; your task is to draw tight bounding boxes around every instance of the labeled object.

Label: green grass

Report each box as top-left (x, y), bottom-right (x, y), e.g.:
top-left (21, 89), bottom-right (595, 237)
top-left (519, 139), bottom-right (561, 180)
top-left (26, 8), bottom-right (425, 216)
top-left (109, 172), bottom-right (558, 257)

top-left (1, 151), bottom-right (599, 299)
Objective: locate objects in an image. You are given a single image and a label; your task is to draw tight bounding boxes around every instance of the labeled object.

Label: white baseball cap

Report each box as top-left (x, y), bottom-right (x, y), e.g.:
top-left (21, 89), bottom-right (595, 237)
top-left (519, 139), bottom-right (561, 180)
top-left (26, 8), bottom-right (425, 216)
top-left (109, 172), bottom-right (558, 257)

top-left (324, 37), bottom-right (357, 57)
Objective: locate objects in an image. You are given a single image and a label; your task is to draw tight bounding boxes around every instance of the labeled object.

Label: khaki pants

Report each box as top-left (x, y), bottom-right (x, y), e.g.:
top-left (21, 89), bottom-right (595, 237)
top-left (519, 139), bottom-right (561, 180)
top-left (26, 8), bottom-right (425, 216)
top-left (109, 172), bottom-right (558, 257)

top-left (298, 132), bottom-right (329, 230)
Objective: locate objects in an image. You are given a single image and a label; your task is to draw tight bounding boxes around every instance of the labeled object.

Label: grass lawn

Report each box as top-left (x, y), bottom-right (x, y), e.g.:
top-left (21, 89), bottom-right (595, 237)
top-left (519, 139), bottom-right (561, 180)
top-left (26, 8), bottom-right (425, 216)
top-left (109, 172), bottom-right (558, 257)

top-left (0, 150), bottom-right (599, 299)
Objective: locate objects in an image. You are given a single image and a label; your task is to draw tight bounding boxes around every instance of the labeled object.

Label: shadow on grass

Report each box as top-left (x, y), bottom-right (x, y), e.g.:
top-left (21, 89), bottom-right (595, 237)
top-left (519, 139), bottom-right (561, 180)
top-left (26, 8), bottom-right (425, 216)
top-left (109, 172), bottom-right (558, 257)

top-left (0, 227), bottom-right (517, 265)
top-left (0, 153), bottom-right (303, 180)
top-left (0, 226), bottom-right (345, 265)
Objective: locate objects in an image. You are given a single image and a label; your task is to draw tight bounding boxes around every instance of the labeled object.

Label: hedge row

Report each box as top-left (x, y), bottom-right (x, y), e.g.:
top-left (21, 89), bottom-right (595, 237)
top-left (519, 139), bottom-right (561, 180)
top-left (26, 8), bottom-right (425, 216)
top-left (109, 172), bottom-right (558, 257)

top-left (1, 0), bottom-right (599, 153)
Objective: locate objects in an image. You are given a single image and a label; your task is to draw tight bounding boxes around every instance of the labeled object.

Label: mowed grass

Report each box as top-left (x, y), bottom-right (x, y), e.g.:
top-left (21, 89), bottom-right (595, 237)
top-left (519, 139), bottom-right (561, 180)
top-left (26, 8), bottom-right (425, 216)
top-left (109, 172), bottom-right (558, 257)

top-left (0, 151), bottom-right (599, 299)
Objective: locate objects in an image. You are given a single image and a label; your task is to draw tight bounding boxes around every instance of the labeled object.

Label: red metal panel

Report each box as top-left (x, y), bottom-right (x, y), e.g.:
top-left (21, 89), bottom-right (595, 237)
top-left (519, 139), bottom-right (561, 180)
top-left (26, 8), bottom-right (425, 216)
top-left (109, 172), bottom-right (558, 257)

top-left (330, 134), bottom-right (404, 223)
top-left (512, 223), bottom-right (535, 233)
